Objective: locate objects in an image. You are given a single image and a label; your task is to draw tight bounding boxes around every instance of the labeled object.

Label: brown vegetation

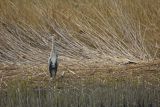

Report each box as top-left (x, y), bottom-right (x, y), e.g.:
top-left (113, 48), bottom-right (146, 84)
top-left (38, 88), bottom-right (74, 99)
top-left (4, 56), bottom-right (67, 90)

top-left (0, 0), bottom-right (160, 89)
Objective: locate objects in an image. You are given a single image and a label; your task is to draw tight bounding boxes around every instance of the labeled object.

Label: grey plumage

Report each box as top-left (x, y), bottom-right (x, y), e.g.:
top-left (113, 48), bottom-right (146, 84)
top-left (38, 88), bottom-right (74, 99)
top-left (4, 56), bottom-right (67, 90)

top-left (48, 36), bottom-right (58, 78)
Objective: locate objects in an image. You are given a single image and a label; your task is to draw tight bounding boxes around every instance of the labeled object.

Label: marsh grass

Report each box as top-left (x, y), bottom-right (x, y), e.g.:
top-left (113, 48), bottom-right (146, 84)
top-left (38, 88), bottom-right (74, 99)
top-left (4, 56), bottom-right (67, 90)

top-left (0, 0), bottom-right (160, 107)
top-left (0, 61), bottom-right (160, 107)
top-left (1, 77), bottom-right (160, 107)
top-left (0, 0), bottom-right (160, 64)
top-left (0, 60), bottom-right (160, 107)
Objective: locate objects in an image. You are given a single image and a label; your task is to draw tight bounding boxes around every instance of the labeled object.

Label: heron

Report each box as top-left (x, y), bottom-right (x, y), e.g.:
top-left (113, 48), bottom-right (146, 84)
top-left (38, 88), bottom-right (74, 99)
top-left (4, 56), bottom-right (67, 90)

top-left (48, 36), bottom-right (58, 78)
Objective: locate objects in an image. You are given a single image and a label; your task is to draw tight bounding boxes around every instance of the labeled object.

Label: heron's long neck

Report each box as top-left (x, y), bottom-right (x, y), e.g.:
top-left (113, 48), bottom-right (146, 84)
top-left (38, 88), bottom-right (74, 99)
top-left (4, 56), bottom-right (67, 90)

top-left (50, 36), bottom-right (57, 58)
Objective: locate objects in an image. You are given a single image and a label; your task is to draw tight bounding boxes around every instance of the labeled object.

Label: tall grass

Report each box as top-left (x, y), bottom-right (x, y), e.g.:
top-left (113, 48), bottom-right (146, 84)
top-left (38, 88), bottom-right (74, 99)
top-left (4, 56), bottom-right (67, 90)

top-left (1, 79), bottom-right (160, 107)
top-left (0, 0), bottom-right (160, 64)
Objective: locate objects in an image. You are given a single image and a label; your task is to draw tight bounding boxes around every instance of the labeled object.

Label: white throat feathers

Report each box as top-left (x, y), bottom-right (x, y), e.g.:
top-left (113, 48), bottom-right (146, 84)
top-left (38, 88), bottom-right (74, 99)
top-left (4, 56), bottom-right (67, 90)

top-left (50, 36), bottom-right (57, 64)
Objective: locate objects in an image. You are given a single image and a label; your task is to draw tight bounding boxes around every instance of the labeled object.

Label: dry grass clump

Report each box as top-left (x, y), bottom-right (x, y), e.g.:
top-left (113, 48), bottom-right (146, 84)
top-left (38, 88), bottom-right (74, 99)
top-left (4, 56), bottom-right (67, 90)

top-left (0, 0), bottom-right (160, 65)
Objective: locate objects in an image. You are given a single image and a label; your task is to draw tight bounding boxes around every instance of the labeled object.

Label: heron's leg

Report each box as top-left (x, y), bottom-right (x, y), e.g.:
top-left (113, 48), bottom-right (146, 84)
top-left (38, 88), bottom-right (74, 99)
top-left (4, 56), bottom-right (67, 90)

top-left (50, 72), bottom-right (52, 77)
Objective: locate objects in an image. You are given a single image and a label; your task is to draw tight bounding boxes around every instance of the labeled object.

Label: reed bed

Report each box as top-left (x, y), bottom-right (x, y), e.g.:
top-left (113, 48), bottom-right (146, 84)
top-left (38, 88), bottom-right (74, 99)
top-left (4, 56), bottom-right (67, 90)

top-left (0, 0), bottom-right (160, 64)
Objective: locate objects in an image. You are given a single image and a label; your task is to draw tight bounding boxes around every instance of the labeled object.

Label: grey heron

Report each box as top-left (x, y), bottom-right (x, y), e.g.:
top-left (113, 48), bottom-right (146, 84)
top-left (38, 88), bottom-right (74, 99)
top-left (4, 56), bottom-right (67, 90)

top-left (48, 36), bottom-right (58, 78)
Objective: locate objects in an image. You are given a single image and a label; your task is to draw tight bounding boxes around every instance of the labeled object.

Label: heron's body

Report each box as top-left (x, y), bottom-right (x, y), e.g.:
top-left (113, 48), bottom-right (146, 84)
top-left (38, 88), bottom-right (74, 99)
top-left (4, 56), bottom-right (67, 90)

top-left (49, 54), bottom-right (58, 77)
top-left (48, 36), bottom-right (58, 78)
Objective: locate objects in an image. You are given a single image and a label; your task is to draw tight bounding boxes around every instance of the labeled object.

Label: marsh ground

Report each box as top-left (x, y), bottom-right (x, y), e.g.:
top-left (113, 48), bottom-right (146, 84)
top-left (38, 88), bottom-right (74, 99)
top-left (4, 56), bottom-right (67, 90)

top-left (1, 59), bottom-right (160, 88)
top-left (0, 59), bottom-right (160, 107)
